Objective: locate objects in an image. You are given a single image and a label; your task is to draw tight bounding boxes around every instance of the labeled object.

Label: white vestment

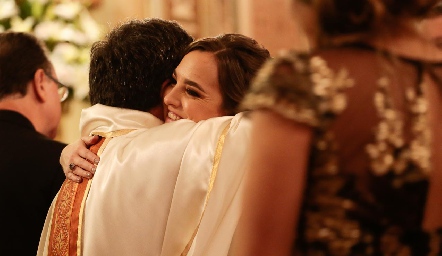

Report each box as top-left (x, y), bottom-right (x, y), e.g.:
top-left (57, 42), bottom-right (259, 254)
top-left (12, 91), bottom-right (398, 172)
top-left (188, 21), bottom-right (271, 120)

top-left (38, 104), bottom-right (250, 256)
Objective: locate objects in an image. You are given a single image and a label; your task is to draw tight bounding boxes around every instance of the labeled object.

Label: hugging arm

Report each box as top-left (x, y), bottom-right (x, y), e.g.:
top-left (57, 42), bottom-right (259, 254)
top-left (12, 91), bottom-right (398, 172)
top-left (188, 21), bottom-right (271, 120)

top-left (60, 135), bottom-right (101, 182)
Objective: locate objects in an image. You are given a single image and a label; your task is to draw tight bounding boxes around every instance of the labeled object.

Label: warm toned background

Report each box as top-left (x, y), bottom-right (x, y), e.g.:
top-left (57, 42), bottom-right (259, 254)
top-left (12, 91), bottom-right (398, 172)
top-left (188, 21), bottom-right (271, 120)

top-left (57, 0), bottom-right (309, 143)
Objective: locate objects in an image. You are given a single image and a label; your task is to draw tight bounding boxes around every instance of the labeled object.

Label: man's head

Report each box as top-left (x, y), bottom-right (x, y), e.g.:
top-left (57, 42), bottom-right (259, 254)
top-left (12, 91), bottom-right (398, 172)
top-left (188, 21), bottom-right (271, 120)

top-left (88, 18), bottom-right (193, 115)
top-left (0, 32), bottom-right (65, 138)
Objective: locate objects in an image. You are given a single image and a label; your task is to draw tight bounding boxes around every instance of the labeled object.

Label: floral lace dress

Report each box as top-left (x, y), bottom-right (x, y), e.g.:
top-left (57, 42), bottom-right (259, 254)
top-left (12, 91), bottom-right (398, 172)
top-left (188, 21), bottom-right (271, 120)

top-left (241, 46), bottom-right (442, 255)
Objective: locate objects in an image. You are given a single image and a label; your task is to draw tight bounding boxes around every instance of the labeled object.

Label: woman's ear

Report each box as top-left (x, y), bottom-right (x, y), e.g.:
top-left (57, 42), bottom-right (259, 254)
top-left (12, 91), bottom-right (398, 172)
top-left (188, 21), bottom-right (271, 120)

top-left (31, 69), bottom-right (48, 103)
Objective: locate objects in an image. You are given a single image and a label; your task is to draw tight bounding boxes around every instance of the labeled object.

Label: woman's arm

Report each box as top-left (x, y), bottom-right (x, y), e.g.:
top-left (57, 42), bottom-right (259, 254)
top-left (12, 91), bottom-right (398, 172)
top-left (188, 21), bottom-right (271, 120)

top-left (60, 135), bottom-right (100, 182)
top-left (234, 110), bottom-right (313, 255)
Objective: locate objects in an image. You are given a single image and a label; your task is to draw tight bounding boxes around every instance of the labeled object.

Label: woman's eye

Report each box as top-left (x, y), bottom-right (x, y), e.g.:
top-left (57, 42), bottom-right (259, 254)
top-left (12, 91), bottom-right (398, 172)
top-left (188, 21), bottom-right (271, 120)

top-left (186, 88), bottom-right (200, 97)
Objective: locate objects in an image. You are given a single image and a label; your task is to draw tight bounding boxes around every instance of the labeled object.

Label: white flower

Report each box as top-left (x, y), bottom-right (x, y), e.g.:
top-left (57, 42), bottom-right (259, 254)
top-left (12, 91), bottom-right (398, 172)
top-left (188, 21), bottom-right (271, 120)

top-left (0, 0), bottom-right (18, 20)
top-left (34, 20), bottom-right (64, 41)
top-left (71, 64), bottom-right (90, 100)
top-left (52, 42), bottom-right (82, 63)
top-left (51, 58), bottom-right (89, 100)
top-left (79, 11), bottom-right (102, 43)
top-left (59, 24), bottom-right (89, 45)
top-left (10, 16), bottom-right (35, 32)
top-left (53, 2), bottom-right (82, 20)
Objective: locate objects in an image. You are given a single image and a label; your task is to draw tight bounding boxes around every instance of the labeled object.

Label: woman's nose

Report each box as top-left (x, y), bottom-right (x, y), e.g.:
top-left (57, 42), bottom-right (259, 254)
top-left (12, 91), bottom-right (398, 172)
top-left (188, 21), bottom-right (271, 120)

top-left (163, 85), bottom-right (180, 107)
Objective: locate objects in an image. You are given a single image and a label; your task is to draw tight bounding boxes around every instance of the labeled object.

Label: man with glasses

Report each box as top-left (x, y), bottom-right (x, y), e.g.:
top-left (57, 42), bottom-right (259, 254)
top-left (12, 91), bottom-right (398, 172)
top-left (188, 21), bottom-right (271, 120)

top-left (0, 31), bottom-right (68, 255)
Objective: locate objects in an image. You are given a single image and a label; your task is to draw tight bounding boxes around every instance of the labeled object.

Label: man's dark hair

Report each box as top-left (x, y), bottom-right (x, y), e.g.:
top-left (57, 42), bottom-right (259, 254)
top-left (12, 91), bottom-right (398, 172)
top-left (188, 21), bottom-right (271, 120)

top-left (0, 32), bottom-right (52, 100)
top-left (89, 18), bottom-right (193, 112)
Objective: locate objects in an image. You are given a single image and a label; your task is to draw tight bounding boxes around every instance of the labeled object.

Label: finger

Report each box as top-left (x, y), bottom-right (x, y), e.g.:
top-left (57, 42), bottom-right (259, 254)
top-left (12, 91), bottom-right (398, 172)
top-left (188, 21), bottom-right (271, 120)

top-left (62, 156), bottom-right (75, 177)
top-left (82, 135), bottom-right (100, 148)
top-left (66, 171), bottom-right (82, 183)
top-left (77, 146), bottom-right (100, 165)
top-left (71, 156), bottom-right (96, 176)
top-left (60, 139), bottom-right (86, 169)
top-left (73, 167), bottom-right (94, 179)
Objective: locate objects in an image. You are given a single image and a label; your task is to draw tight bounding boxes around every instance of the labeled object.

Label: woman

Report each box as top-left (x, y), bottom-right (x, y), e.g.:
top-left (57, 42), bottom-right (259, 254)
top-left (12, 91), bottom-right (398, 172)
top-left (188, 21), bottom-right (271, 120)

top-left (236, 0), bottom-right (442, 255)
top-left (163, 34), bottom-right (269, 122)
top-left (62, 33), bottom-right (270, 181)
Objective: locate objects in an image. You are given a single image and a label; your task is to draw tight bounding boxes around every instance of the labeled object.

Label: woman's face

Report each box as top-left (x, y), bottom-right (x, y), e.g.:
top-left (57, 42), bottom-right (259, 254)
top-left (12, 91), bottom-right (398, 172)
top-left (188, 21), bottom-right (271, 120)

top-left (163, 50), bottom-right (225, 123)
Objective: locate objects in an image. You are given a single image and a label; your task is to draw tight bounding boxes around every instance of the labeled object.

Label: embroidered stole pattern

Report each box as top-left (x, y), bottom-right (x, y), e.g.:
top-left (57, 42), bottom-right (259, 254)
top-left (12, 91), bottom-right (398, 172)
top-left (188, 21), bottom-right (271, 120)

top-left (43, 123), bottom-right (231, 256)
top-left (46, 129), bottom-right (134, 256)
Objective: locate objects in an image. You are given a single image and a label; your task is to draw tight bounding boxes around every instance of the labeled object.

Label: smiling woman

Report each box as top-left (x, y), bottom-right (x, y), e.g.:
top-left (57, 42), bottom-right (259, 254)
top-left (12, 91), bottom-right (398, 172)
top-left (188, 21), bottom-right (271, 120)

top-left (164, 50), bottom-right (225, 122)
top-left (163, 33), bottom-right (270, 123)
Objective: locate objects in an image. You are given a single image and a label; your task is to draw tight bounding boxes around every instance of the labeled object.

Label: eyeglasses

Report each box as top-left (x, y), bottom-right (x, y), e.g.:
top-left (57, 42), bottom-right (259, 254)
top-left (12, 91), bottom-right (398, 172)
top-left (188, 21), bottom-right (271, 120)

top-left (44, 70), bottom-right (69, 102)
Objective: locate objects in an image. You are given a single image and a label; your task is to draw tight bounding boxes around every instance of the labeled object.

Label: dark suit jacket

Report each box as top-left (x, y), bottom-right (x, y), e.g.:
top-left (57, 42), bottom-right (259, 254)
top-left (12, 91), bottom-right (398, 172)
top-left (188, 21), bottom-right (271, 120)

top-left (0, 110), bottom-right (66, 255)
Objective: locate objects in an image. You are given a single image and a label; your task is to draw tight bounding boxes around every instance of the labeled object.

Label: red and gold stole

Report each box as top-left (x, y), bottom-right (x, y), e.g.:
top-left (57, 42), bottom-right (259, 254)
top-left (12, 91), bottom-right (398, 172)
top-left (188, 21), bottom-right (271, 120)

top-left (46, 130), bottom-right (133, 256)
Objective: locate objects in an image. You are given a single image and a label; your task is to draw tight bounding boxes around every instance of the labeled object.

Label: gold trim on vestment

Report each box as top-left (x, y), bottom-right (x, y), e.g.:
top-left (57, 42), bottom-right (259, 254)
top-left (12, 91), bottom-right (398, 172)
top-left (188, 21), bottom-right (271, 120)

top-left (43, 192), bottom-right (59, 254)
top-left (181, 121), bottom-right (231, 255)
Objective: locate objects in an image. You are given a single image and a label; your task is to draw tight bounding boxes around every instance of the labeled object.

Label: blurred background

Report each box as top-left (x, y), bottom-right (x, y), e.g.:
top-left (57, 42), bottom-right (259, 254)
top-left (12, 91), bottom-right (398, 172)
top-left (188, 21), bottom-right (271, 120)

top-left (0, 0), bottom-right (309, 143)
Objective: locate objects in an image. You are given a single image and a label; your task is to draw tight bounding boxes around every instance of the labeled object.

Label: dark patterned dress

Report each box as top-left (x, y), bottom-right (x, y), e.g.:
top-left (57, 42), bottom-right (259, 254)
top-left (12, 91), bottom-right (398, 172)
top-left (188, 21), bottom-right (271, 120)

top-left (241, 45), bottom-right (442, 255)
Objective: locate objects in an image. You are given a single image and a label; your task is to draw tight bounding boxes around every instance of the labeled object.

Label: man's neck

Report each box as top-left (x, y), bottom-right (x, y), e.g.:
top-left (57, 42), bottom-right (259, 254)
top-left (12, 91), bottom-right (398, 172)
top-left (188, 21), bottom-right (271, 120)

top-left (79, 104), bottom-right (164, 138)
top-left (0, 96), bottom-right (49, 137)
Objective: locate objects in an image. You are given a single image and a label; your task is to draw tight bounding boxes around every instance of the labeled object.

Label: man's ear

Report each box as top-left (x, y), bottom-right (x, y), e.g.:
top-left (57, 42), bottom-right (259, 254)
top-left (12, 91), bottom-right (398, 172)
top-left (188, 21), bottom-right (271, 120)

top-left (160, 78), bottom-right (171, 98)
top-left (149, 104), bottom-right (164, 121)
top-left (31, 69), bottom-right (48, 103)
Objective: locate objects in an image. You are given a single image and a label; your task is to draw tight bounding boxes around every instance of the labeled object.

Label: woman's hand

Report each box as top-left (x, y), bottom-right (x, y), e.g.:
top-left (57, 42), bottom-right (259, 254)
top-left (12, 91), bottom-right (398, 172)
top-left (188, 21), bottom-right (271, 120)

top-left (60, 135), bottom-right (100, 183)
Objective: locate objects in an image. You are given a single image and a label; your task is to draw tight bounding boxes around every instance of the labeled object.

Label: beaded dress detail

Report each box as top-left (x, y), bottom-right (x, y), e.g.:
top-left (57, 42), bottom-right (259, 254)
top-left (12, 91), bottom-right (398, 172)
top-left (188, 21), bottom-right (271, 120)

top-left (241, 47), bottom-right (442, 255)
